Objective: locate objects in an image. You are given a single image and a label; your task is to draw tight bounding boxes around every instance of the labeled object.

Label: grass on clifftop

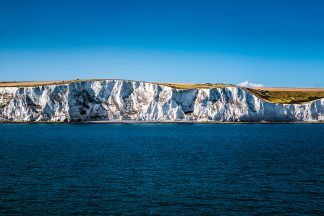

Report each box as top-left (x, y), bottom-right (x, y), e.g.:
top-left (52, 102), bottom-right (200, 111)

top-left (246, 87), bottom-right (324, 104)
top-left (0, 80), bottom-right (234, 89)
top-left (0, 79), bottom-right (106, 87)
top-left (159, 82), bottom-right (234, 89)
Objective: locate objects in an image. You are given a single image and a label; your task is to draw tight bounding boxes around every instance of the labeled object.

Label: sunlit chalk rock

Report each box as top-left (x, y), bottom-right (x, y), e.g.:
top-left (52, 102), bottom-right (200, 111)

top-left (0, 80), bottom-right (323, 122)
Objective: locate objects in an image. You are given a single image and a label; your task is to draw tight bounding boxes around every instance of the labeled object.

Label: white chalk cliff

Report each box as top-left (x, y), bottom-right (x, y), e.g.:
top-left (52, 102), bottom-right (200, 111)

top-left (0, 80), bottom-right (323, 122)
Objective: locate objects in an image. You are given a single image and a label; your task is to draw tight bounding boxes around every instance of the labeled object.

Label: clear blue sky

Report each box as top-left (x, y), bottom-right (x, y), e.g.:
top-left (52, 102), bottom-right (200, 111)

top-left (0, 0), bottom-right (323, 87)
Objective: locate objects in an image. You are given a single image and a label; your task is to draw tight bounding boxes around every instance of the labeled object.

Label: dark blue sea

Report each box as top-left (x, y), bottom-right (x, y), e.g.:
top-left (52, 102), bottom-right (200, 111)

top-left (0, 124), bottom-right (323, 215)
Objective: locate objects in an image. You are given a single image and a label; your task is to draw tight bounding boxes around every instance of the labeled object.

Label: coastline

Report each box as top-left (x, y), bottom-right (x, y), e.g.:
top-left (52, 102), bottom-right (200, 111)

top-left (1, 120), bottom-right (323, 124)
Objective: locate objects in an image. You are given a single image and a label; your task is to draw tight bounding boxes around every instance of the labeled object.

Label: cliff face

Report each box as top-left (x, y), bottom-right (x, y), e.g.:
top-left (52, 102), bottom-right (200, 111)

top-left (0, 80), bottom-right (323, 122)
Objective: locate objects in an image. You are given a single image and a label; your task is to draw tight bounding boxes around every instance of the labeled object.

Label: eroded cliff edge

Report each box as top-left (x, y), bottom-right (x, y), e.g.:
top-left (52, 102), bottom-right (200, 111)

top-left (0, 79), bottom-right (323, 122)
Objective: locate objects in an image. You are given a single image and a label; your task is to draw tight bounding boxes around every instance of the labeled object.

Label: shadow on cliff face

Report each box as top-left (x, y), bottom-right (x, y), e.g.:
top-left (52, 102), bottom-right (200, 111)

top-left (13, 87), bottom-right (43, 121)
top-left (114, 80), bottom-right (135, 119)
top-left (68, 82), bottom-right (108, 122)
top-left (171, 89), bottom-right (198, 115)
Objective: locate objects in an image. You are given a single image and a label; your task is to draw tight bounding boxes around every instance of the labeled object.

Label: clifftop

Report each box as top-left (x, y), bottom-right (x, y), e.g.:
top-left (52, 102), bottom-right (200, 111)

top-left (1, 79), bottom-right (323, 104)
